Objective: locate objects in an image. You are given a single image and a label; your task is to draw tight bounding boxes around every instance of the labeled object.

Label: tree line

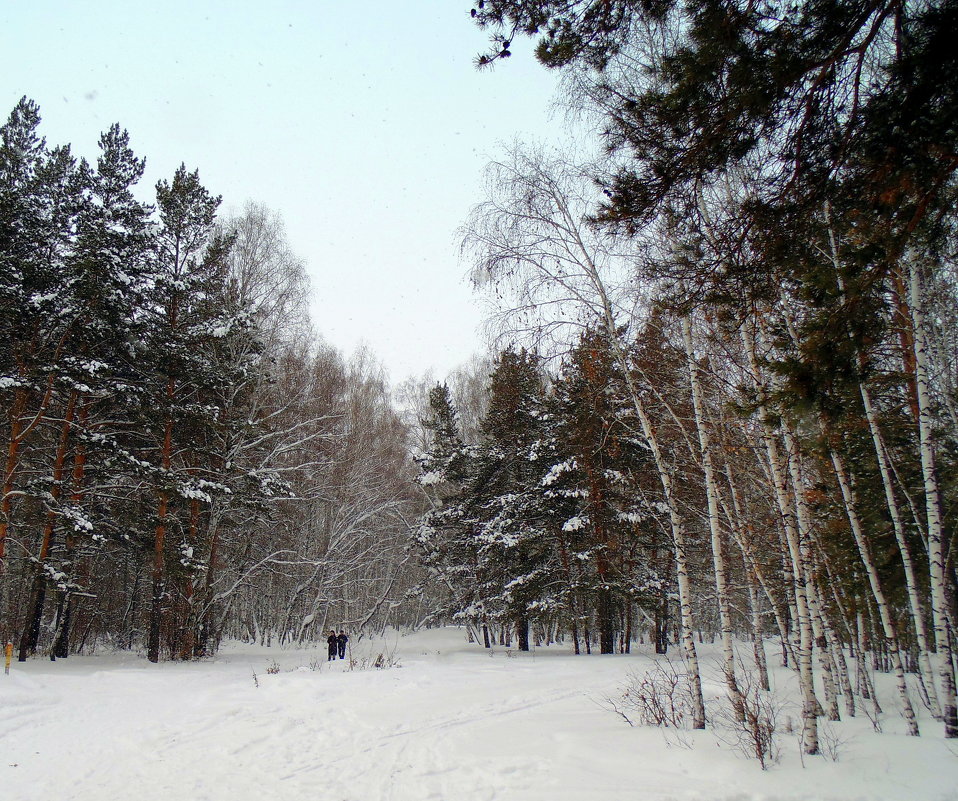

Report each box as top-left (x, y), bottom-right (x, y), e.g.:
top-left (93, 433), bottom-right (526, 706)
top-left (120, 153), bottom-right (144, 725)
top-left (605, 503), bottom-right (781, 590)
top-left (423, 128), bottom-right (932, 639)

top-left (0, 98), bottom-right (420, 663)
top-left (407, 0), bottom-right (958, 750)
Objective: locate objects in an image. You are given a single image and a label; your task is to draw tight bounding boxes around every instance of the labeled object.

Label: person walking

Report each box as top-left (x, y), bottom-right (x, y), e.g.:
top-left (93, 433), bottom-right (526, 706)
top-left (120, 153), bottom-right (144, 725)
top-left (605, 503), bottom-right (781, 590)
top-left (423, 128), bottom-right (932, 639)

top-left (327, 631), bottom-right (338, 661)
top-left (336, 630), bottom-right (348, 660)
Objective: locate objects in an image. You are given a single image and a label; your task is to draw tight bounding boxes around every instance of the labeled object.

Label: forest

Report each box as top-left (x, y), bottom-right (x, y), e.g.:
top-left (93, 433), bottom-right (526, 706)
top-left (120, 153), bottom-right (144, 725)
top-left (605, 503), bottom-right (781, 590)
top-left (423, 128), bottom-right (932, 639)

top-left (0, 101), bottom-right (417, 664)
top-left (2, 0), bottom-right (957, 760)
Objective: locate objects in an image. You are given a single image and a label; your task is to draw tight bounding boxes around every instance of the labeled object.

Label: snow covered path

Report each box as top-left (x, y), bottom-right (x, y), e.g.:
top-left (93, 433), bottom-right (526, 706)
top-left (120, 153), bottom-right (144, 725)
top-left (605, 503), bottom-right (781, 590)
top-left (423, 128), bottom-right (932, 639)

top-left (3, 629), bottom-right (956, 801)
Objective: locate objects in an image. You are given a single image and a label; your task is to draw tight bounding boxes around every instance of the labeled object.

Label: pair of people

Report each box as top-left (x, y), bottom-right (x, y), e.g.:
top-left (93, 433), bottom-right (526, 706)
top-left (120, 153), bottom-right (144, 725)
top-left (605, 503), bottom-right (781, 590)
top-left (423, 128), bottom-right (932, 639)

top-left (327, 630), bottom-right (348, 661)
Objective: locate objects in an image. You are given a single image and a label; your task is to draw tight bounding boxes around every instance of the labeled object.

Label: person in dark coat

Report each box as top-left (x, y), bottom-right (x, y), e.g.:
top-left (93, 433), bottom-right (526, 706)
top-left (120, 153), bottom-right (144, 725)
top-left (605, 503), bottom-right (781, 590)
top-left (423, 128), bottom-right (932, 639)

top-left (336, 630), bottom-right (348, 659)
top-left (327, 631), bottom-right (338, 661)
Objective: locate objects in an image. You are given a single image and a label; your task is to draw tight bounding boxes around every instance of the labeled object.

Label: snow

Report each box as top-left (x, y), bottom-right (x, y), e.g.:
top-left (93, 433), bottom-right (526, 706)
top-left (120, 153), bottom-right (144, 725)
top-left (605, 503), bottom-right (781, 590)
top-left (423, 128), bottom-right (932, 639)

top-left (418, 470), bottom-right (444, 486)
top-left (2, 628), bottom-right (955, 801)
top-left (563, 515), bottom-right (588, 531)
top-left (542, 459), bottom-right (576, 486)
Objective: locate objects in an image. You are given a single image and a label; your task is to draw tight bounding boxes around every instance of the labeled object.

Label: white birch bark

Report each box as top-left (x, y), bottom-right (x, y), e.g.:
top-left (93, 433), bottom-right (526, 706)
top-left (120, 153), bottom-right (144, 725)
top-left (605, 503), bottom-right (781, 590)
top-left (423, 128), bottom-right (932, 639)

top-left (751, 446), bottom-right (803, 663)
top-left (908, 259), bottom-right (958, 738)
top-left (815, 565), bottom-right (858, 718)
top-left (742, 325), bottom-right (820, 754)
top-left (683, 317), bottom-right (745, 718)
top-left (621, 380), bottom-right (706, 729)
top-left (557, 221), bottom-right (706, 729)
top-left (827, 618), bottom-right (856, 718)
top-left (721, 465), bottom-right (780, 683)
top-left (805, 577), bottom-right (841, 721)
top-left (738, 542), bottom-right (772, 690)
top-left (826, 442), bottom-right (919, 733)
top-left (779, 421), bottom-right (840, 721)
top-left (858, 381), bottom-right (940, 716)
top-left (823, 220), bottom-right (941, 717)
top-left (855, 611), bottom-right (883, 725)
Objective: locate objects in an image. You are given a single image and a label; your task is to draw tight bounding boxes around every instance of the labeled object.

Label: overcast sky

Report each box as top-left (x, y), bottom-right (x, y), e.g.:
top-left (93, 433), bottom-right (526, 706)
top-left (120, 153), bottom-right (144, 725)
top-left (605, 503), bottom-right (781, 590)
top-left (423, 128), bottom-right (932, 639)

top-left (2, 1), bottom-right (573, 384)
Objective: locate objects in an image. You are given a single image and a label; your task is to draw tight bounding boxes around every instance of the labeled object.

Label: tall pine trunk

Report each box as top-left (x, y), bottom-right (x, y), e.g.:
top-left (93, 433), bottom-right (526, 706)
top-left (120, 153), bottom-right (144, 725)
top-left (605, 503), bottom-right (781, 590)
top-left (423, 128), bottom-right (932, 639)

top-left (149, 381), bottom-right (176, 664)
top-left (19, 390), bottom-right (78, 660)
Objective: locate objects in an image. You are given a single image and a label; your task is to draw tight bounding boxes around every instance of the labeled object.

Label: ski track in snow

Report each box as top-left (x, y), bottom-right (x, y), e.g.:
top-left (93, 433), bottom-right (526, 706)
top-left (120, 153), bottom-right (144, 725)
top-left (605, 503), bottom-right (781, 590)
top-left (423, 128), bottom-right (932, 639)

top-left (3, 630), bottom-right (957, 801)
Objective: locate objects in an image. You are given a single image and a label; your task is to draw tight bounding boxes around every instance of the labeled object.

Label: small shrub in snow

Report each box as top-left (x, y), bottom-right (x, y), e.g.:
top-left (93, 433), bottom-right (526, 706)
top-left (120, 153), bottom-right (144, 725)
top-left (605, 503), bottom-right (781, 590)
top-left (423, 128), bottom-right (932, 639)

top-left (266, 660), bottom-right (281, 675)
top-left (616, 659), bottom-right (693, 728)
top-left (712, 668), bottom-right (781, 770)
top-left (347, 648), bottom-right (402, 672)
top-left (818, 721), bottom-right (850, 763)
top-left (862, 695), bottom-right (883, 733)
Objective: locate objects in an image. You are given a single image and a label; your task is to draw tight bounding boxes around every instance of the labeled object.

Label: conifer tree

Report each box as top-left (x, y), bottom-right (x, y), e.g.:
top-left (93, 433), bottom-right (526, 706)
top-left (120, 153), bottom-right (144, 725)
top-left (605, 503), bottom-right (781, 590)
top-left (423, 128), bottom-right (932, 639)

top-left (143, 164), bottom-right (234, 663)
top-left (19, 123), bottom-right (154, 659)
top-left (552, 329), bottom-right (658, 653)
top-left (415, 383), bottom-right (486, 634)
top-left (474, 348), bottom-right (551, 650)
top-left (0, 99), bottom-right (82, 641)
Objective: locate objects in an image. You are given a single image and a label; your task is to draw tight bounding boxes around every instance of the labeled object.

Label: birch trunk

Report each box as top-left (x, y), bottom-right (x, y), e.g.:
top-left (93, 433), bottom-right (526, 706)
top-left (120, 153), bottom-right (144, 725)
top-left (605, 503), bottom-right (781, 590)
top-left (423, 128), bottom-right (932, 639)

top-left (722, 474), bottom-right (782, 681)
top-left (856, 611), bottom-right (882, 714)
top-left (908, 259), bottom-right (958, 738)
top-left (632, 401), bottom-right (706, 728)
top-left (780, 423), bottom-right (839, 721)
top-left (828, 435), bottom-right (919, 730)
top-left (567, 239), bottom-right (705, 728)
top-left (825, 223), bottom-right (942, 717)
top-left (742, 325), bottom-right (820, 754)
top-left (859, 382), bottom-right (939, 715)
top-left (805, 577), bottom-right (840, 721)
top-left (828, 622), bottom-right (856, 718)
top-left (683, 317), bottom-right (744, 719)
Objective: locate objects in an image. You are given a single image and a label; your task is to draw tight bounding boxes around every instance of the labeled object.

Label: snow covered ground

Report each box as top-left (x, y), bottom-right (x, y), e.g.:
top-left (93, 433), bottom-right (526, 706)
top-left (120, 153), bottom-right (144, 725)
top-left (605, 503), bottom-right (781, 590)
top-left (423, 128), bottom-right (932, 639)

top-left (3, 628), bottom-right (956, 801)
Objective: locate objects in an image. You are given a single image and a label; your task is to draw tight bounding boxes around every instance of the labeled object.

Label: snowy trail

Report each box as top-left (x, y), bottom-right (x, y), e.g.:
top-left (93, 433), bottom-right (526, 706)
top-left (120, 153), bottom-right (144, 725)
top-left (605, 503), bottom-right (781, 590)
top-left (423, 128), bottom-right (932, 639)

top-left (3, 629), bottom-right (956, 801)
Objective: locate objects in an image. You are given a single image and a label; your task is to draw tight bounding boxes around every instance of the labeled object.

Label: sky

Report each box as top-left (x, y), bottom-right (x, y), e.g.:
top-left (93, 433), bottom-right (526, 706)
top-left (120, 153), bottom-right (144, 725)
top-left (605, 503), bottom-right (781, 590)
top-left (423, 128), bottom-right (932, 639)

top-left (1, 1), bottom-right (572, 384)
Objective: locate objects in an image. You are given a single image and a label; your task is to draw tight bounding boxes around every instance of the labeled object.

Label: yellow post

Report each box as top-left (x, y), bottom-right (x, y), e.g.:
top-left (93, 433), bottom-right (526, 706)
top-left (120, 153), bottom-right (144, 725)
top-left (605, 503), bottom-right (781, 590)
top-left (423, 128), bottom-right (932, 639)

top-left (4, 641), bottom-right (11, 675)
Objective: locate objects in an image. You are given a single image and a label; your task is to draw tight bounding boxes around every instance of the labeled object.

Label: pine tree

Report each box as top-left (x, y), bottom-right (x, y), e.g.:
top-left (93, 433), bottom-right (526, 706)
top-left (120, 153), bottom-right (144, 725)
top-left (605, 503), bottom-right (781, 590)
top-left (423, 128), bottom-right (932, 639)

top-left (551, 329), bottom-right (654, 654)
top-left (0, 98), bottom-right (83, 642)
top-left (19, 122), bottom-right (154, 660)
top-left (143, 164), bottom-right (233, 663)
top-left (474, 348), bottom-right (552, 650)
top-left (415, 383), bottom-right (486, 634)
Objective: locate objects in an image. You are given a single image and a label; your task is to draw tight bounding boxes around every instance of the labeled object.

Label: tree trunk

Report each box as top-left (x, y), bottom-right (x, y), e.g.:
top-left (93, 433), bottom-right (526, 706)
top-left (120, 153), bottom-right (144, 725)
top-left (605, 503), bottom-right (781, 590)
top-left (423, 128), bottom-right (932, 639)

top-left (827, 442), bottom-right (918, 733)
top-left (19, 391), bottom-right (78, 660)
top-left (149, 397), bottom-right (175, 664)
top-left (743, 325), bottom-right (819, 754)
top-left (577, 244), bottom-right (703, 725)
top-left (908, 260), bottom-right (958, 738)
top-left (683, 317), bottom-right (744, 719)
top-left (516, 617), bottom-right (530, 651)
top-left (722, 463), bottom-right (794, 673)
